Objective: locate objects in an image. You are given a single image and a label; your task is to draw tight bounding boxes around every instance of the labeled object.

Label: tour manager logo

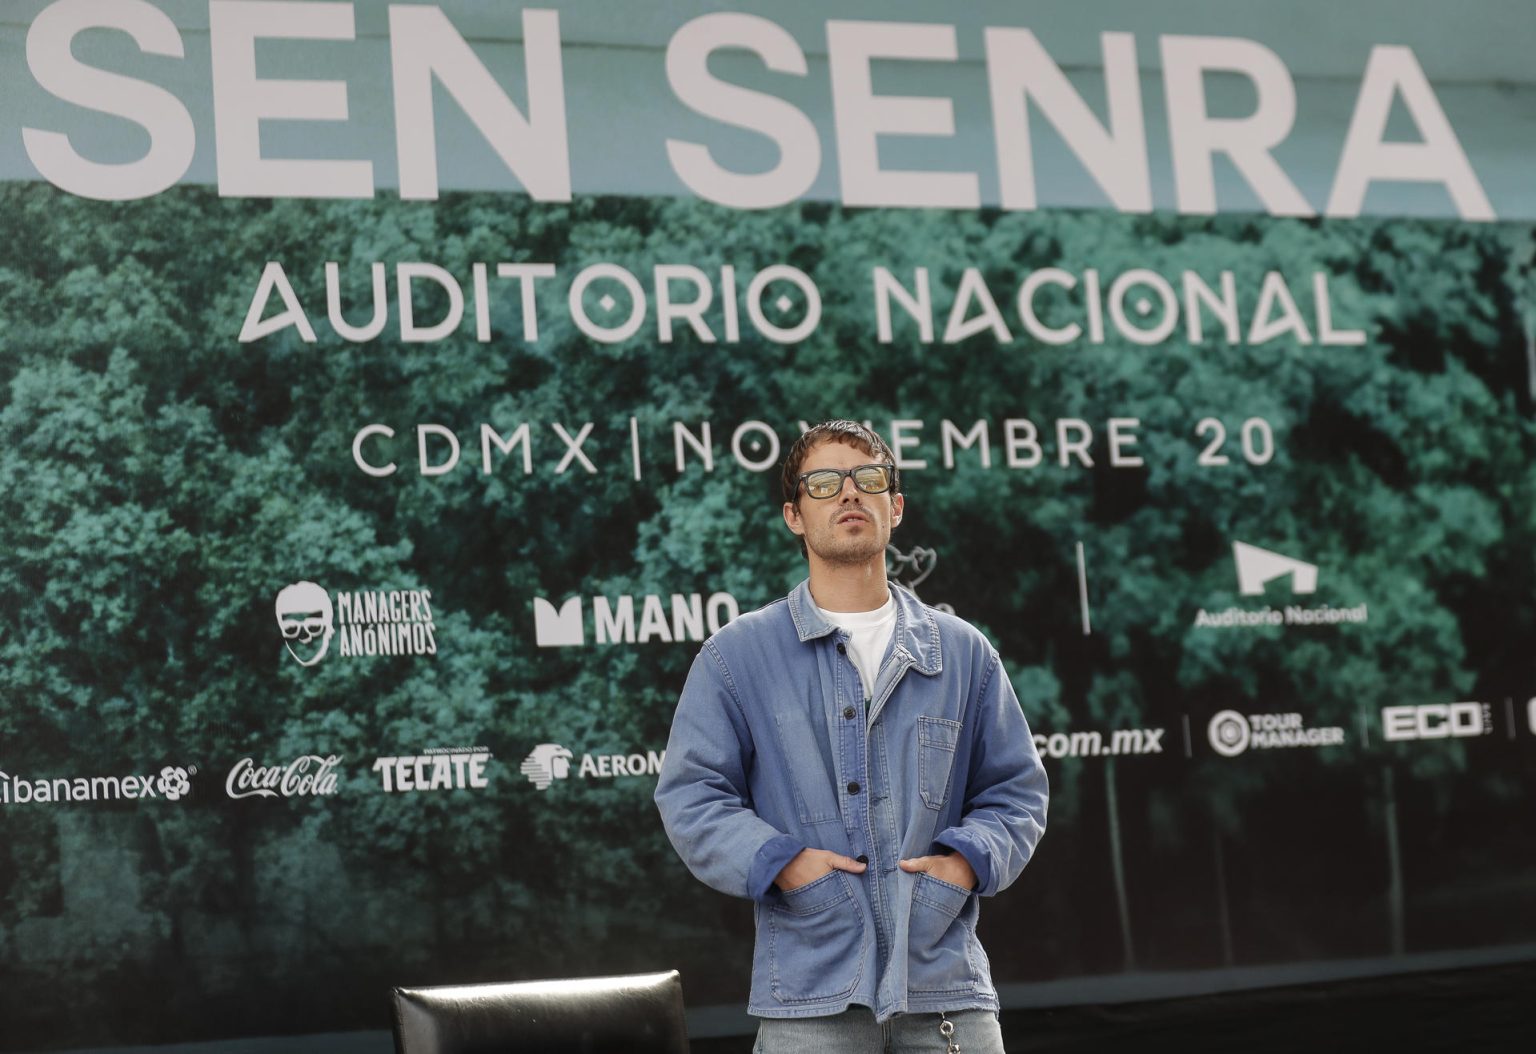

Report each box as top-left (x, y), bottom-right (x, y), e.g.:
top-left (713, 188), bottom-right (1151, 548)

top-left (276, 581), bottom-right (438, 666)
top-left (1193, 542), bottom-right (1368, 630)
top-left (533, 591), bottom-right (738, 647)
top-left (519, 743), bottom-right (665, 790)
top-left (1207, 709), bottom-right (1345, 757)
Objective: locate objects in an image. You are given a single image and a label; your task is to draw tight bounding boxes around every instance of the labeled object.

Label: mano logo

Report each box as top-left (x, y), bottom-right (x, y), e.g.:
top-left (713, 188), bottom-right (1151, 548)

top-left (1232, 542), bottom-right (1317, 596)
top-left (519, 744), bottom-right (574, 789)
top-left (533, 592), bottom-right (738, 647)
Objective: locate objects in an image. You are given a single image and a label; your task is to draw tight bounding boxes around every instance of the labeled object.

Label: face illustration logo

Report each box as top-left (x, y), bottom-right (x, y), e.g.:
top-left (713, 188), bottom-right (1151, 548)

top-left (1232, 542), bottom-right (1318, 596)
top-left (520, 744), bottom-right (574, 789)
top-left (275, 581), bottom-right (335, 666)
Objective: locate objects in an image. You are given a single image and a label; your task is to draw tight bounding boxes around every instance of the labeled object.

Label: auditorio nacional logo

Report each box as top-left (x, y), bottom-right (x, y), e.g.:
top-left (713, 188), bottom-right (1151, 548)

top-left (1, 764), bottom-right (196, 805)
top-left (275, 581), bottom-right (438, 666)
top-left (1193, 541), bottom-right (1369, 630)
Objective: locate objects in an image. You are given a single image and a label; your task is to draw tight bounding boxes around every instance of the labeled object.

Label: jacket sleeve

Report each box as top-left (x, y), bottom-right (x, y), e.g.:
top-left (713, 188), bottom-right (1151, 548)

top-left (933, 649), bottom-right (1048, 897)
top-left (654, 642), bottom-right (803, 901)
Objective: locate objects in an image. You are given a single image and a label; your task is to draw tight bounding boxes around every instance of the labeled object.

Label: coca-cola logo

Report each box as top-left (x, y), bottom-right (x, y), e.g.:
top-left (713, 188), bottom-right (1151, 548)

top-left (225, 755), bottom-right (343, 800)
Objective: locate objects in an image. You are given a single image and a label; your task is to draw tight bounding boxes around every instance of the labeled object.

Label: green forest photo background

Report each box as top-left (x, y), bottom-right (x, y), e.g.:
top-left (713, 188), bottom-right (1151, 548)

top-left (2, 185), bottom-right (1535, 1048)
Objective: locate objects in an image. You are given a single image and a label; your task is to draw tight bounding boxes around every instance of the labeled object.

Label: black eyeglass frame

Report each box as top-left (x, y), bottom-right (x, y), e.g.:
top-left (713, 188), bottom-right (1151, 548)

top-left (794, 462), bottom-right (899, 500)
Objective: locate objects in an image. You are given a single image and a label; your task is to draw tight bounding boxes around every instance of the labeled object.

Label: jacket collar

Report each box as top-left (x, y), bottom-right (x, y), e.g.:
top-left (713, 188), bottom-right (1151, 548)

top-left (787, 579), bottom-right (942, 676)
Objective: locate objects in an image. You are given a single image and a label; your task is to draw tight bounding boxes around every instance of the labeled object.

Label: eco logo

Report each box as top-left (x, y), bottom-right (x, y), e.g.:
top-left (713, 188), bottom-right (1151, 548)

top-left (1207, 709), bottom-right (1345, 757)
top-left (276, 582), bottom-right (438, 665)
top-left (226, 754), bottom-right (343, 799)
top-left (1, 764), bottom-right (197, 805)
top-left (373, 748), bottom-right (490, 792)
top-left (1381, 702), bottom-right (1493, 742)
top-left (1193, 542), bottom-right (1368, 630)
top-left (533, 592), bottom-right (738, 647)
top-left (518, 743), bottom-right (665, 790)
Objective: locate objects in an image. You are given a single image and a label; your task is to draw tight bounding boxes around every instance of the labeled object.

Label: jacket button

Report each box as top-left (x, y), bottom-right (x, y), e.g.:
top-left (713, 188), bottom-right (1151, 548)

top-left (843, 706), bottom-right (856, 719)
top-left (836, 642), bottom-right (847, 654)
top-left (847, 781), bottom-right (861, 794)
top-left (856, 854), bottom-right (869, 865)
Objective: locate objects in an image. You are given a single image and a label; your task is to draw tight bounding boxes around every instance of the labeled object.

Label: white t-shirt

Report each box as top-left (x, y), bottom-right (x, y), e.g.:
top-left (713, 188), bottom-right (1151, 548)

top-left (815, 592), bottom-right (897, 700)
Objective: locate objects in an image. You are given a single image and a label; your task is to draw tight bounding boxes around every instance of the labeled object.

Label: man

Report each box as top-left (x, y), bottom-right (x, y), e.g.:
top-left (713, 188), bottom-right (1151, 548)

top-left (655, 420), bottom-right (1048, 1052)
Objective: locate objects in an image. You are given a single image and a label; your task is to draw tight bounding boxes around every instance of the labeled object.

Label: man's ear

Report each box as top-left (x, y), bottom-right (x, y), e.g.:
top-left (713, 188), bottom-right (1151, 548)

top-left (783, 501), bottom-right (806, 537)
top-left (890, 493), bottom-right (904, 528)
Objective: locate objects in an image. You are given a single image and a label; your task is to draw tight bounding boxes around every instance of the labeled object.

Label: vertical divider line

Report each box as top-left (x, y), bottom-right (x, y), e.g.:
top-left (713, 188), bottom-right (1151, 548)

top-left (1076, 540), bottom-right (1092, 636)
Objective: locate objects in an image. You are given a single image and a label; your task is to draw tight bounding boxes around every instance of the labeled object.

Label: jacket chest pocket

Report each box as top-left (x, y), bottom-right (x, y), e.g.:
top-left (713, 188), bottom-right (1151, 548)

top-left (917, 716), bottom-right (962, 810)
top-left (772, 711), bottom-right (841, 824)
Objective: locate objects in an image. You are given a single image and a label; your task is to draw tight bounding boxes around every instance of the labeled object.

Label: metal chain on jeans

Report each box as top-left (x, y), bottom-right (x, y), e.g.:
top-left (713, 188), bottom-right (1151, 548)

top-left (937, 1012), bottom-right (961, 1054)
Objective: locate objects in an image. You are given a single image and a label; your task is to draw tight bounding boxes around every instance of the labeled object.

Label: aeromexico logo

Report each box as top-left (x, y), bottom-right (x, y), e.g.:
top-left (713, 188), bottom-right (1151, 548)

top-left (533, 591), bottom-right (738, 647)
top-left (1193, 542), bottom-right (1369, 630)
top-left (519, 743), bottom-right (665, 790)
top-left (275, 581), bottom-right (438, 666)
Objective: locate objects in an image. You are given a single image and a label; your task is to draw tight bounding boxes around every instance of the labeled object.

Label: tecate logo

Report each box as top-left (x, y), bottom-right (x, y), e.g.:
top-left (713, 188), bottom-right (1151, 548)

top-left (373, 750), bottom-right (490, 792)
top-left (226, 755), bottom-right (343, 799)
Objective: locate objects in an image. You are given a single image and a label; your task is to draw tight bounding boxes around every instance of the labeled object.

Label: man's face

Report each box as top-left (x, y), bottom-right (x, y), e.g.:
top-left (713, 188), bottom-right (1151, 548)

top-left (783, 440), bottom-right (903, 566)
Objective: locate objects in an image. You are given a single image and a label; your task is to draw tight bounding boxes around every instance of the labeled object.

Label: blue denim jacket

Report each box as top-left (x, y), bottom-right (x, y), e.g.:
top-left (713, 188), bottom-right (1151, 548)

top-left (655, 581), bottom-right (1048, 1022)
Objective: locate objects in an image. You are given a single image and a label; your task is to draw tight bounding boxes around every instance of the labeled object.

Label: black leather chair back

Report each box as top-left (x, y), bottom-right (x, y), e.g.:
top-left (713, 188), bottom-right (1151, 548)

top-left (390, 970), bottom-right (689, 1054)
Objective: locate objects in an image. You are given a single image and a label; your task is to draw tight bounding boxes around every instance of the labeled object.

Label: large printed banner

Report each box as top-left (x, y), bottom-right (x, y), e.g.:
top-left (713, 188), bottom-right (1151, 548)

top-left (3, 2), bottom-right (1536, 1050)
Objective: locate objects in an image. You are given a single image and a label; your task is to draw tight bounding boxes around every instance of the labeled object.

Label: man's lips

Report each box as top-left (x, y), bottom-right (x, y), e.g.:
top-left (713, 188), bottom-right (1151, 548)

top-left (835, 510), bottom-right (871, 526)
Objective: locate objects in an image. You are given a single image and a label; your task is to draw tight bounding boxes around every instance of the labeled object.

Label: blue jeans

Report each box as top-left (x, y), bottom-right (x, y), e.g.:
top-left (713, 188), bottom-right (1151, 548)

top-left (754, 1007), bottom-right (1006, 1053)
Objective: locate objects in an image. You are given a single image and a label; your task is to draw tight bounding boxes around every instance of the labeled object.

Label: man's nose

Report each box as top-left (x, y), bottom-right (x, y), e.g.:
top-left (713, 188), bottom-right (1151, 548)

top-left (837, 475), bottom-right (861, 500)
